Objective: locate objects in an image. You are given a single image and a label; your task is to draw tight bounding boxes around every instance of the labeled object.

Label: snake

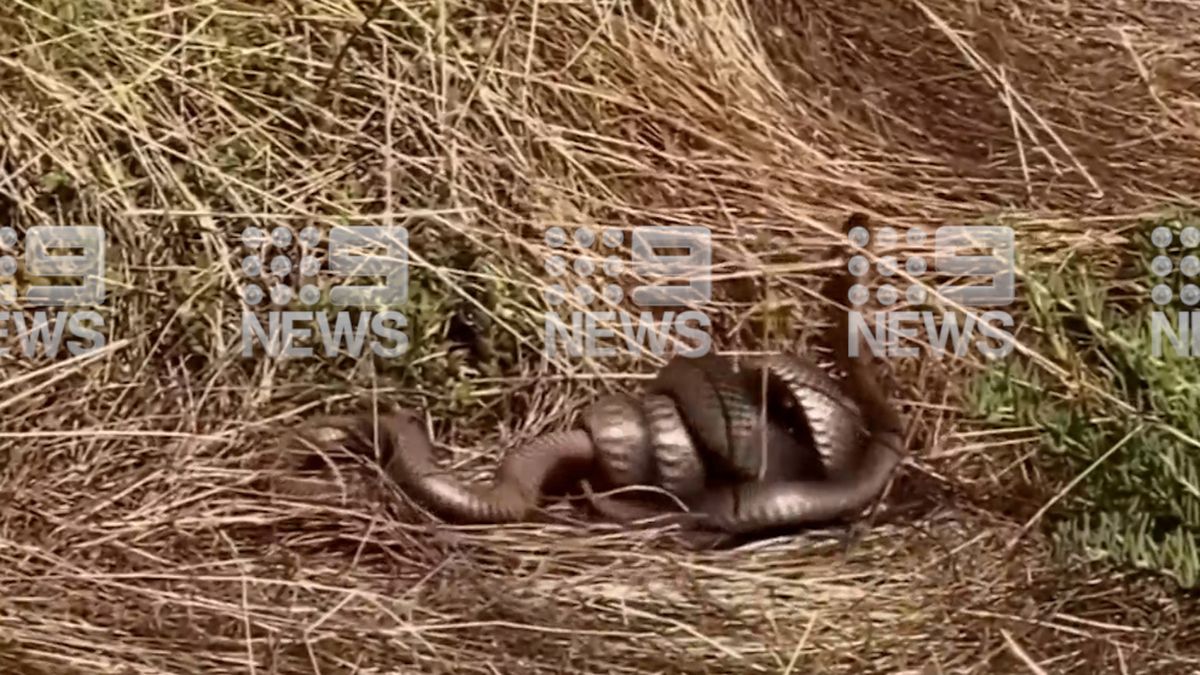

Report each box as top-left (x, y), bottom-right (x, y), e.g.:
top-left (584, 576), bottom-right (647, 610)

top-left (290, 359), bottom-right (790, 525)
top-left (287, 212), bottom-right (905, 533)
top-left (686, 212), bottom-right (905, 533)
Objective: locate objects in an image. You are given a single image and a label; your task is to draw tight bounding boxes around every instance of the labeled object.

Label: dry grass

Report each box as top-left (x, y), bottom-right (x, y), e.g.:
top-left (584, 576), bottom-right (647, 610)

top-left (1, 0), bottom-right (1199, 673)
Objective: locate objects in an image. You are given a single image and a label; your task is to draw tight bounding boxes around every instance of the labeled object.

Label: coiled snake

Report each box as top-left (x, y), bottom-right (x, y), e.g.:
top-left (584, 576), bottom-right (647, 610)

top-left (285, 213), bottom-right (905, 535)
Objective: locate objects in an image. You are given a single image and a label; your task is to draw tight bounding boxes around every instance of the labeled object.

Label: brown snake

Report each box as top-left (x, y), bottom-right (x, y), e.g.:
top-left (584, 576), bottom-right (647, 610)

top-left (286, 213), bottom-right (905, 534)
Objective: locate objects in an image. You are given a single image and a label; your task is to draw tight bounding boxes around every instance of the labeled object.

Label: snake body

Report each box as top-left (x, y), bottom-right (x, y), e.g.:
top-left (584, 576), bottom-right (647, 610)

top-left (337, 412), bottom-right (595, 524)
top-left (644, 353), bottom-right (764, 483)
top-left (542, 212), bottom-right (903, 531)
top-left (290, 212), bottom-right (905, 534)
top-left (691, 212), bottom-right (905, 532)
top-left (316, 362), bottom-right (786, 524)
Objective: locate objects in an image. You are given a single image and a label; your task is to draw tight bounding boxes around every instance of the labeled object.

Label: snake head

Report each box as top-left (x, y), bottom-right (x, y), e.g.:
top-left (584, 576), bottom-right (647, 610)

top-left (270, 412), bottom-right (398, 499)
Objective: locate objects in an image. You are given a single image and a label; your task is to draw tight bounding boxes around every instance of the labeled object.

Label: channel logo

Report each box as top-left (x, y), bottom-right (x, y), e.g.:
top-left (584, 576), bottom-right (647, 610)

top-left (541, 225), bottom-right (713, 359)
top-left (1148, 223), bottom-right (1200, 357)
top-left (0, 225), bottom-right (107, 359)
top-left (845, 222), bottom-right (1015, 360)
top-left (237, 224), bottom-right (409, 359)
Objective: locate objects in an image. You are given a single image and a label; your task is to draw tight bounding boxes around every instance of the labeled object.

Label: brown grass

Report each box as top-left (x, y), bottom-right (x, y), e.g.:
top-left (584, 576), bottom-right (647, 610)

top-left (1, 0), bottom-right (1198, 673)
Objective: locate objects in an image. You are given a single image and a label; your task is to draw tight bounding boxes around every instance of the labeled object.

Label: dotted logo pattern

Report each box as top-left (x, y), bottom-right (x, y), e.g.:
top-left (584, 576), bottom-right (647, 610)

top-left (239, 225), bottom-right (409, 308)
top-left (1149, 225), bottom-right (1200, 307)
top-left (542, 225), bottom-right (713, 309)
top-left (239, 225), bottom-right (324, 307)
top-left (845, 223), bottom-right (931, 308)
top-left (542, 226), bottom-right (627, 308)
top-left (0, 226), bottom-right (16, 305)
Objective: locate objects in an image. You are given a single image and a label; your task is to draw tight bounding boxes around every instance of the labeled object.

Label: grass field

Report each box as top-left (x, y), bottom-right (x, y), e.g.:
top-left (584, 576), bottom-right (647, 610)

top-left (1, 1), bottom-right (1198, 673)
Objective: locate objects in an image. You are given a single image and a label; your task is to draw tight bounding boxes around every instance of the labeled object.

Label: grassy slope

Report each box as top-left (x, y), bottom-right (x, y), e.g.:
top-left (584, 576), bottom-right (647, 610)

top-left (1, 1), bottom-right (1198, 673)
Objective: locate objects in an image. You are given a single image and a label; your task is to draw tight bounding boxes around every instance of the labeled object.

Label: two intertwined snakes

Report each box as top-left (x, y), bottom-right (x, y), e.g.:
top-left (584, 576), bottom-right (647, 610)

top-left (282, 212), bottom-right (905, 537)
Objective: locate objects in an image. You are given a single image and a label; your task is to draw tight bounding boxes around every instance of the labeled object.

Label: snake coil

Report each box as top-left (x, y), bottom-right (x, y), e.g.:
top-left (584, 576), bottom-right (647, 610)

top-left (284, 212), bottom-right (906, 534)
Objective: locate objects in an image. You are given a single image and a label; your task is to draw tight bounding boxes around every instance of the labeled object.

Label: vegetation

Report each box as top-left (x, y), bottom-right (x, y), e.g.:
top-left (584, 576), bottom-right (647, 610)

top-left (971, 213), bottom-right (1200, 589)
top-left (2, 1), bottom-right (1198, 673)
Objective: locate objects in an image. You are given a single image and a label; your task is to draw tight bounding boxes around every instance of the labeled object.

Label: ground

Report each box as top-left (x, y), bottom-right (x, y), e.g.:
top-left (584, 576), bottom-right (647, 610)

top-left (0, 1), bottom-right (1198, 673)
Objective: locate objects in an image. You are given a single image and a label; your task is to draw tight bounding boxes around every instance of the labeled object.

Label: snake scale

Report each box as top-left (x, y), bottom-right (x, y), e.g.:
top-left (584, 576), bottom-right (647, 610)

top-left (287, 213), bottom-right (905, 535)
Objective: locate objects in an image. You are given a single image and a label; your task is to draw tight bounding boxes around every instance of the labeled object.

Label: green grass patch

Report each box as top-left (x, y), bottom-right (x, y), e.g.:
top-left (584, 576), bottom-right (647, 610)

top-left (969, 212), bottom-right (1200, 589)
